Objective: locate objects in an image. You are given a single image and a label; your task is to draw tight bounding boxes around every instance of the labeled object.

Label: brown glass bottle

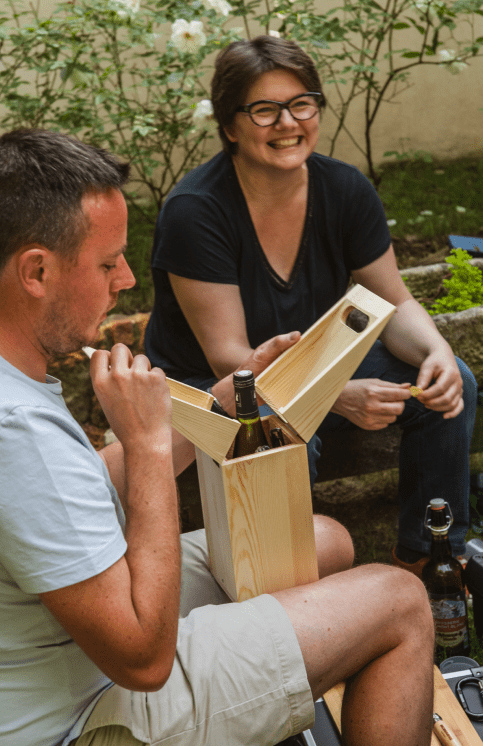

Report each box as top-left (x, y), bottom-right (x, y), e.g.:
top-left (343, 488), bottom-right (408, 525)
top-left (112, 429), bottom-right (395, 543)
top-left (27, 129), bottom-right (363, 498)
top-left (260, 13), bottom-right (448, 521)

top-left (232, 370), bottom-right (269, 458)
top-left (422, 498), bottom-right (470, 658)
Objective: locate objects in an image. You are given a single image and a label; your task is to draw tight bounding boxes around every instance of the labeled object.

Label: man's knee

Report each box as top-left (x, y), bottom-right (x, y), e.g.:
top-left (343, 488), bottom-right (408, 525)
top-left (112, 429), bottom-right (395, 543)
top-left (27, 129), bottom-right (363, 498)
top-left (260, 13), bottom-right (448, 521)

top-left (313, 514), bottom-right (354, 576)
top-left (368, 564), bottom-right (434, 643)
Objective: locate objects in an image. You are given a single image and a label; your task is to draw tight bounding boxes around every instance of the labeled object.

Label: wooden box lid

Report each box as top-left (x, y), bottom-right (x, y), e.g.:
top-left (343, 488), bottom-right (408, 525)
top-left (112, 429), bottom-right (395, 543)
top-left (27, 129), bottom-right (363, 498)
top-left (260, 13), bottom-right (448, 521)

top-left (166, 378), bottom-right (240, 465)
top-left (254, 284), bottom-right (396, 443)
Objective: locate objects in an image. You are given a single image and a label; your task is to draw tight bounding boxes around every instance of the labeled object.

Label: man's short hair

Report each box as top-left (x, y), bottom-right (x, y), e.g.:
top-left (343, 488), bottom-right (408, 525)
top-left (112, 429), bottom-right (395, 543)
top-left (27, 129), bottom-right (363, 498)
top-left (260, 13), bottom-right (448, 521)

top-left (211, 36), bottom-right (326, 155)
top-left (0, 129), bottom-right (130, 273)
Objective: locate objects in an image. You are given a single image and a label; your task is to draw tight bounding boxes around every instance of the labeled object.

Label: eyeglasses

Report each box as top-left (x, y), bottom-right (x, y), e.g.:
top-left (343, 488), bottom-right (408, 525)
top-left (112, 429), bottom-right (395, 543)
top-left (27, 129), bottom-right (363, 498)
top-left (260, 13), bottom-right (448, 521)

top-left (235, 92), bottom-right (322, 127)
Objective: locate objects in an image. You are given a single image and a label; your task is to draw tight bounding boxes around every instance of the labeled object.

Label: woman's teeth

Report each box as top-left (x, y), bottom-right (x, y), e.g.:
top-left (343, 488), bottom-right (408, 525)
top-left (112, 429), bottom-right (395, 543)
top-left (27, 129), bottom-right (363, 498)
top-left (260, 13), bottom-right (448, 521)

top-left (269, 137), bottom-right (301, 149)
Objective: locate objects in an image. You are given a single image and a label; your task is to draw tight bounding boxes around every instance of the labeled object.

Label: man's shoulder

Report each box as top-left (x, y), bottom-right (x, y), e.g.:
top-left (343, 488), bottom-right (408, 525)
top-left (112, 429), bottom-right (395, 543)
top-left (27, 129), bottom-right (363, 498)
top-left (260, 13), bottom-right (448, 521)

top-left (0, 356), bottom-right (84, 444)
top-left (0, 356), bottom-right (62, 413)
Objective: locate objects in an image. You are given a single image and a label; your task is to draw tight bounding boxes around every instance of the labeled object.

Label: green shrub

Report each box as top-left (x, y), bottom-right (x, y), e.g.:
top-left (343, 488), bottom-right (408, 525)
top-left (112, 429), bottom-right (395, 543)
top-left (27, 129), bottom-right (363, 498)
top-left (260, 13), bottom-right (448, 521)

top-left (425, 248), bottom-right (483, 315)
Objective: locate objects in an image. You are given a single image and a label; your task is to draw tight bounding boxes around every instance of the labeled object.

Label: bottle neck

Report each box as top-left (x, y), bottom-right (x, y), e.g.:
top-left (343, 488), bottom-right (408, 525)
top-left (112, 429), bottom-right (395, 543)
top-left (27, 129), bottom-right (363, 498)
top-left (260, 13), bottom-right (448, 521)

top-left (430, 529), bottom-right (453, 560)
top-left (234, 383), bottom-right (259, 422)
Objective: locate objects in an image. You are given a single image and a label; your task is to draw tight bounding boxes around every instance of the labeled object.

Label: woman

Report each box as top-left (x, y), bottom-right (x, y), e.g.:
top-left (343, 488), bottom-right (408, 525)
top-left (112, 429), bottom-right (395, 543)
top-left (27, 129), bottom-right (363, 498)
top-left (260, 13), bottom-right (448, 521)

top-left (145, 36), bottom-right (477, 574)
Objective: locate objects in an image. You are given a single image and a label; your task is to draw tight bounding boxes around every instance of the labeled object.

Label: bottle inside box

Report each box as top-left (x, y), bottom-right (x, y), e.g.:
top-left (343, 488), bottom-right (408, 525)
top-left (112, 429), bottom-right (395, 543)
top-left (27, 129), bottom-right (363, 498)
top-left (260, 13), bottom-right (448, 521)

top-left (226, 414), bottom-right (299, 460)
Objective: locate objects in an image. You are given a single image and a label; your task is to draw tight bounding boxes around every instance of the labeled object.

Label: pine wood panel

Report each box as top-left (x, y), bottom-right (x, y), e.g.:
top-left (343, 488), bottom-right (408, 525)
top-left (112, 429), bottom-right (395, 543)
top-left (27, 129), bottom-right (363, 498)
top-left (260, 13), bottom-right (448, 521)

top-left (166, 378), bottom-right (213, 409)
top-left (323, 667), bottom-right (481, 745)
top-left (166, 378), bottom-right (241, 464)
top-left (195, 445), bottom-right (237, 598)
top-left (254, 285), bottom-right (396, 443)
top-left (197, 415), bottom-right (318, 602)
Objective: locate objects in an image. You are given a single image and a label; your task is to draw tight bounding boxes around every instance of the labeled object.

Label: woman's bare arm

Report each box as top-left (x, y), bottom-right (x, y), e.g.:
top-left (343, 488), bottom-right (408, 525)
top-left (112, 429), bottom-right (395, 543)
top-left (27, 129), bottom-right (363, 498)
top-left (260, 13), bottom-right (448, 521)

top-left (168, 274), bottom-right (253, 379)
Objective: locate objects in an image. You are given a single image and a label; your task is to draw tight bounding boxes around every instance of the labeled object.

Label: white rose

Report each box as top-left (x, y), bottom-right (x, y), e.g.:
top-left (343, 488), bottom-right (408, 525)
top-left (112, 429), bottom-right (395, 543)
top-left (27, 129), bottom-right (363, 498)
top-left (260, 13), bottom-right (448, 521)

top-left (113, 0), bottom-right (140, 17)
top-left (413, 0), bottom-right (445, 18)
top-left (171, 19), bottom-right (207, 53)
top-left (193, 99), bottom-right (214, 124)
top-left (448, 60), bottom-right (468, 74)
top-left (439, 49), bottom-right (467, 74)
top-left (439, 49), bottom-right (456, 62)
top-left (203, 0), bottom-right (233, 16)
top-left (269, 30), bottom-right (281, 38)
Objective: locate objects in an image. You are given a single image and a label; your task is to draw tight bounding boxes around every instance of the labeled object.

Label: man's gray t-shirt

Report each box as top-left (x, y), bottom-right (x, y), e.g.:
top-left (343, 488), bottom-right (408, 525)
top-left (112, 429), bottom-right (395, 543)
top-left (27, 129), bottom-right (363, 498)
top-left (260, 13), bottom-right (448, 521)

top-left (0, 355), bottom-right (128, 746)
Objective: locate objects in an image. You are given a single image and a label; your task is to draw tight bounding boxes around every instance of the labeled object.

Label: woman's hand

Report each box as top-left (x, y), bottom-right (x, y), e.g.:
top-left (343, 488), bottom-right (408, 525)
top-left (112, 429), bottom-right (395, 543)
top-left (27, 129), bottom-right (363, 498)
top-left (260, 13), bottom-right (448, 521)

top-left (211, 331), bottom-right (301, 418)
top-left (352, 245), bottom-right (464, 422)
top-left (331, 379), bottom-right (412, 430)
top-left (414, 350), bottom-right (464, 419)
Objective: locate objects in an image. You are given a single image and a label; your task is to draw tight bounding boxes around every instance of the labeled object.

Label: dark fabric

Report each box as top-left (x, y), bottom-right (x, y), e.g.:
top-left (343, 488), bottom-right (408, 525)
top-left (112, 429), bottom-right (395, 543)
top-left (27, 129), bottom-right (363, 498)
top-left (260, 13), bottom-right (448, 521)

top-left (144, 151), bottom-right (391, 381)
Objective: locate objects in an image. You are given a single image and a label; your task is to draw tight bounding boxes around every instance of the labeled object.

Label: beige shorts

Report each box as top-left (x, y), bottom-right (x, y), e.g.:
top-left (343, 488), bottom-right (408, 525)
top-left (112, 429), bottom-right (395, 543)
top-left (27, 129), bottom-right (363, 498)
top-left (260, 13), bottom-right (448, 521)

top-left (73, 530), bottom-right (314, 746)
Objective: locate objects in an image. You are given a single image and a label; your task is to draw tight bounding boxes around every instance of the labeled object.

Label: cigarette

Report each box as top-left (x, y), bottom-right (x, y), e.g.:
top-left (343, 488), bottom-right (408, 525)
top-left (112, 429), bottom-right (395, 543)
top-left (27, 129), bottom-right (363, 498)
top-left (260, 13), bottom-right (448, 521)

top-left (410, 386), bottom-right (423, 397)
top-left (82, 346), bottom-right (97, 359)
top-left (433, 713), bottom-right (464, 746)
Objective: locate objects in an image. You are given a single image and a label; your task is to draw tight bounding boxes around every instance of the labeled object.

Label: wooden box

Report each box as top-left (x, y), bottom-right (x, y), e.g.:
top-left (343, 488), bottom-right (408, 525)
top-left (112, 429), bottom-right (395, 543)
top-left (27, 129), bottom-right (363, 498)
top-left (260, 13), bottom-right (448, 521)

top-left (169, 285), bottom-right (396, 602)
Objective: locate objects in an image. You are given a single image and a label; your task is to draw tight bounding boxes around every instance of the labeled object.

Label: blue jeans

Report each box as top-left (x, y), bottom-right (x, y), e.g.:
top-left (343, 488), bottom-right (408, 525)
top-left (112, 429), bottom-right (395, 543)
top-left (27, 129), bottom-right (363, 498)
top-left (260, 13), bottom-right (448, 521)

top-left (182, 341), bottom-right (478, 556)
top-left (310, 341), bottom-right (477, 556)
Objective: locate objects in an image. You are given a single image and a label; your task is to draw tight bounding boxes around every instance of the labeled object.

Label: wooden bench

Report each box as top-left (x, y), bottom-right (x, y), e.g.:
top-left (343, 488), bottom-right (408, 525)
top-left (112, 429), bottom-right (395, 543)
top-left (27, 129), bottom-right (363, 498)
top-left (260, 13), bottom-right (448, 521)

top-left (322, 666), bottom-right (482, 746)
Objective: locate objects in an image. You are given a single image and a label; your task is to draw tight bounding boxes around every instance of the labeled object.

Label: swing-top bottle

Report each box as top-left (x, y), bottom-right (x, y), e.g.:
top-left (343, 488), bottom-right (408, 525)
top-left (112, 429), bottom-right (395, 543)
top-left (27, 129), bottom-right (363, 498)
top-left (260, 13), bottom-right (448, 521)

top-left (422, 498), bottom-right (470, 658)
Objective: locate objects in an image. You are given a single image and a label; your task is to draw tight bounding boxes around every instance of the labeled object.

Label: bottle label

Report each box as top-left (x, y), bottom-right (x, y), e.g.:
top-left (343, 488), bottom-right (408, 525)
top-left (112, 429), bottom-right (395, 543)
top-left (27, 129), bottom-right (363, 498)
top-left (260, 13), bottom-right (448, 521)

top-left (238, 416), bottom-right (260, 426)
top-left (427, 591), bottom-right (469, 649)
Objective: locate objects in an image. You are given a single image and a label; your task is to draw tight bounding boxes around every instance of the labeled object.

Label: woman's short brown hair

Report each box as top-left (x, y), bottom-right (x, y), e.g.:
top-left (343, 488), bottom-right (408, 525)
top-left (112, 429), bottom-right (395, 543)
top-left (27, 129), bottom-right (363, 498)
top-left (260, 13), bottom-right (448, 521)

top-left (211, 35), bottom-right (325, 155)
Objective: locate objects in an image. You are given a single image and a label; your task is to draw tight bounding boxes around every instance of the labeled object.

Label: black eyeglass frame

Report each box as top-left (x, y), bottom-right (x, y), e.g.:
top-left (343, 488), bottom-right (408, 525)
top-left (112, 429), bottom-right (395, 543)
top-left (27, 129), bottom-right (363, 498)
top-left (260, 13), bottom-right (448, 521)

top-left (235, 92), bottom-right (322, 127)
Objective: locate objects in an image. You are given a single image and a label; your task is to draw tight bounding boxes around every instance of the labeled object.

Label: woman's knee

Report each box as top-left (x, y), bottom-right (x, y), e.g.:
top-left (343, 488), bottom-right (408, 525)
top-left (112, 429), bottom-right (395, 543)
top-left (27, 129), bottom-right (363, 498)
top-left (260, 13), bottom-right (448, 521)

top-left (313, 514), bottom-right (354, 577)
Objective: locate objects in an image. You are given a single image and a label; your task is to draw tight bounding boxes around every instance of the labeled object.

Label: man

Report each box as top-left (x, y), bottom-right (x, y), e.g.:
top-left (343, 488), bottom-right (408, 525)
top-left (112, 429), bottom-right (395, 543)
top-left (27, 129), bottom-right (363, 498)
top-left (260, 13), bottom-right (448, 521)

top-left (0, 129), bottom-right (435, 746)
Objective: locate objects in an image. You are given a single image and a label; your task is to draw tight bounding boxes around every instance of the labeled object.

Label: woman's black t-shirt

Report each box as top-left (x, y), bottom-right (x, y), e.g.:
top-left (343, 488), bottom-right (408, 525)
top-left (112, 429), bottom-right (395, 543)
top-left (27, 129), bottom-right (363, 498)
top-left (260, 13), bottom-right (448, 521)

top-left (145, 151), bottom-right (391, 381)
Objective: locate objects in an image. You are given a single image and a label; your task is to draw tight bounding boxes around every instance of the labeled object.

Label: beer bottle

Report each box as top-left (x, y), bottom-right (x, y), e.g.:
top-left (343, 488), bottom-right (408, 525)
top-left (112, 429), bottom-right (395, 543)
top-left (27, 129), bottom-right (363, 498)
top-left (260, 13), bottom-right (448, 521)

top-left (422, 498), bottom-right (470, 658)
top-left (232, 370), bottom-right (269, 458)
top-left (269, 427), bottom-right (285, 448)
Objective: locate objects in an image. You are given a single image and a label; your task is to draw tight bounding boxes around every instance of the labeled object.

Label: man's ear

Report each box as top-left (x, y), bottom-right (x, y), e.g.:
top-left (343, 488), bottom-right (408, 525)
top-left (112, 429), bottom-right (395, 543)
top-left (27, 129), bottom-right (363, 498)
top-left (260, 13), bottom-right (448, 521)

top-left (17, 247), bottom-right (52, 299)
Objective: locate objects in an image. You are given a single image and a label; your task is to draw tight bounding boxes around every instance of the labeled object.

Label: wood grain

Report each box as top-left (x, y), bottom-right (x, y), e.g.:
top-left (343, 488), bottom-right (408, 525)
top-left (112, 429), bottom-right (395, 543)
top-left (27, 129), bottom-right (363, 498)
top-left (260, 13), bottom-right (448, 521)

top-left (323, 667), bottom-right (481, 746)
top-left (197, 415), bottom-right (318, 602)
top-left (166, 378), bottom-right (240, 464)
top-left (255, 285), bottom-right (396, 443)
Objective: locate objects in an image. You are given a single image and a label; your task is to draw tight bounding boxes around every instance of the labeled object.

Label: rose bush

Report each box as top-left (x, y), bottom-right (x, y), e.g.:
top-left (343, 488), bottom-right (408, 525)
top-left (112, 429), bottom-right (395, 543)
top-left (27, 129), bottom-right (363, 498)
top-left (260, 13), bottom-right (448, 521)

top-left (1, 0), bottom-right (482, 210)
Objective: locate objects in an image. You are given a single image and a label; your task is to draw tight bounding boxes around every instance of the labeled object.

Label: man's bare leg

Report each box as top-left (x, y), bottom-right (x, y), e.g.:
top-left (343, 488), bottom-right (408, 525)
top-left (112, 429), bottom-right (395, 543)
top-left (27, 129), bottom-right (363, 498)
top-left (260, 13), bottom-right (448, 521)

top-left (312, 514), bottom-right (355, 578)
top-left (274, 524), bottom-right (434, 746)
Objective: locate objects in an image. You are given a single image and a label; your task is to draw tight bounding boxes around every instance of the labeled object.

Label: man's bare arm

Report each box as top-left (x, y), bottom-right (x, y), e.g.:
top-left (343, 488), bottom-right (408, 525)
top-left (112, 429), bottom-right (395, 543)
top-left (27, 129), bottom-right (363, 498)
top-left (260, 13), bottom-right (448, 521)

top-left (40, 346), bottom-right (180, 692)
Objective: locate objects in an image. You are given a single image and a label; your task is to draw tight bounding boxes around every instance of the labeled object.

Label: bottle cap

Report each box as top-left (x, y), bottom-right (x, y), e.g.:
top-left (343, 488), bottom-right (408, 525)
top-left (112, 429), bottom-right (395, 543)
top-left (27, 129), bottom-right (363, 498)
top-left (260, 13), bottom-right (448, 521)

top-left (233, 370), bottom-right (254, 388)
top-left (424, 499), bottom-right (453, 533)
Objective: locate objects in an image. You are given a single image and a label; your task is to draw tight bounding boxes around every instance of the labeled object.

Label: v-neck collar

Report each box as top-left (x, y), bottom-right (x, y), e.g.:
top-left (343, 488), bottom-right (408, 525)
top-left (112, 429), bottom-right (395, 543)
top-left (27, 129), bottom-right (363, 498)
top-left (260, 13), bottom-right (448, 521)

top-left (231, 157), bottom-right (314, 291)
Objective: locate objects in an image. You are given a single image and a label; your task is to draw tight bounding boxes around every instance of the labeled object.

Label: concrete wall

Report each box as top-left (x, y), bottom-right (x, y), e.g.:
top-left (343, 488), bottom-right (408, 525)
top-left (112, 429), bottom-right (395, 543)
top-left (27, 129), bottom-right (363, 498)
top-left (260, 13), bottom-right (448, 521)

top-left (3, 0), bottom-right (483, 173)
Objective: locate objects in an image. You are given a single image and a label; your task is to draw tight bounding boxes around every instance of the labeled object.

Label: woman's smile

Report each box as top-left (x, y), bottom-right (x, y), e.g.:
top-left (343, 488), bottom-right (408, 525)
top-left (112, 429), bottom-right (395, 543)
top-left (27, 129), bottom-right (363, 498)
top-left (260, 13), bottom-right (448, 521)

top-left (268, 136), bottom-right (303, 149)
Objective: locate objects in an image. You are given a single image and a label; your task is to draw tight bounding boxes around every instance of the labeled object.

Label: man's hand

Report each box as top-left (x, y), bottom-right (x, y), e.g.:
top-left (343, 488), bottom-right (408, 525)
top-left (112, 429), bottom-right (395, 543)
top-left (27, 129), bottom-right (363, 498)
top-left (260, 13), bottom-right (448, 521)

top-left (90, 343), bottom-right (172, 452)
top-left (331, 379), bottom-right (412, 430)
top-left (413, 350), bottom-right (464, 419)
top-left (211, 331), bottom-right (301, 418)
